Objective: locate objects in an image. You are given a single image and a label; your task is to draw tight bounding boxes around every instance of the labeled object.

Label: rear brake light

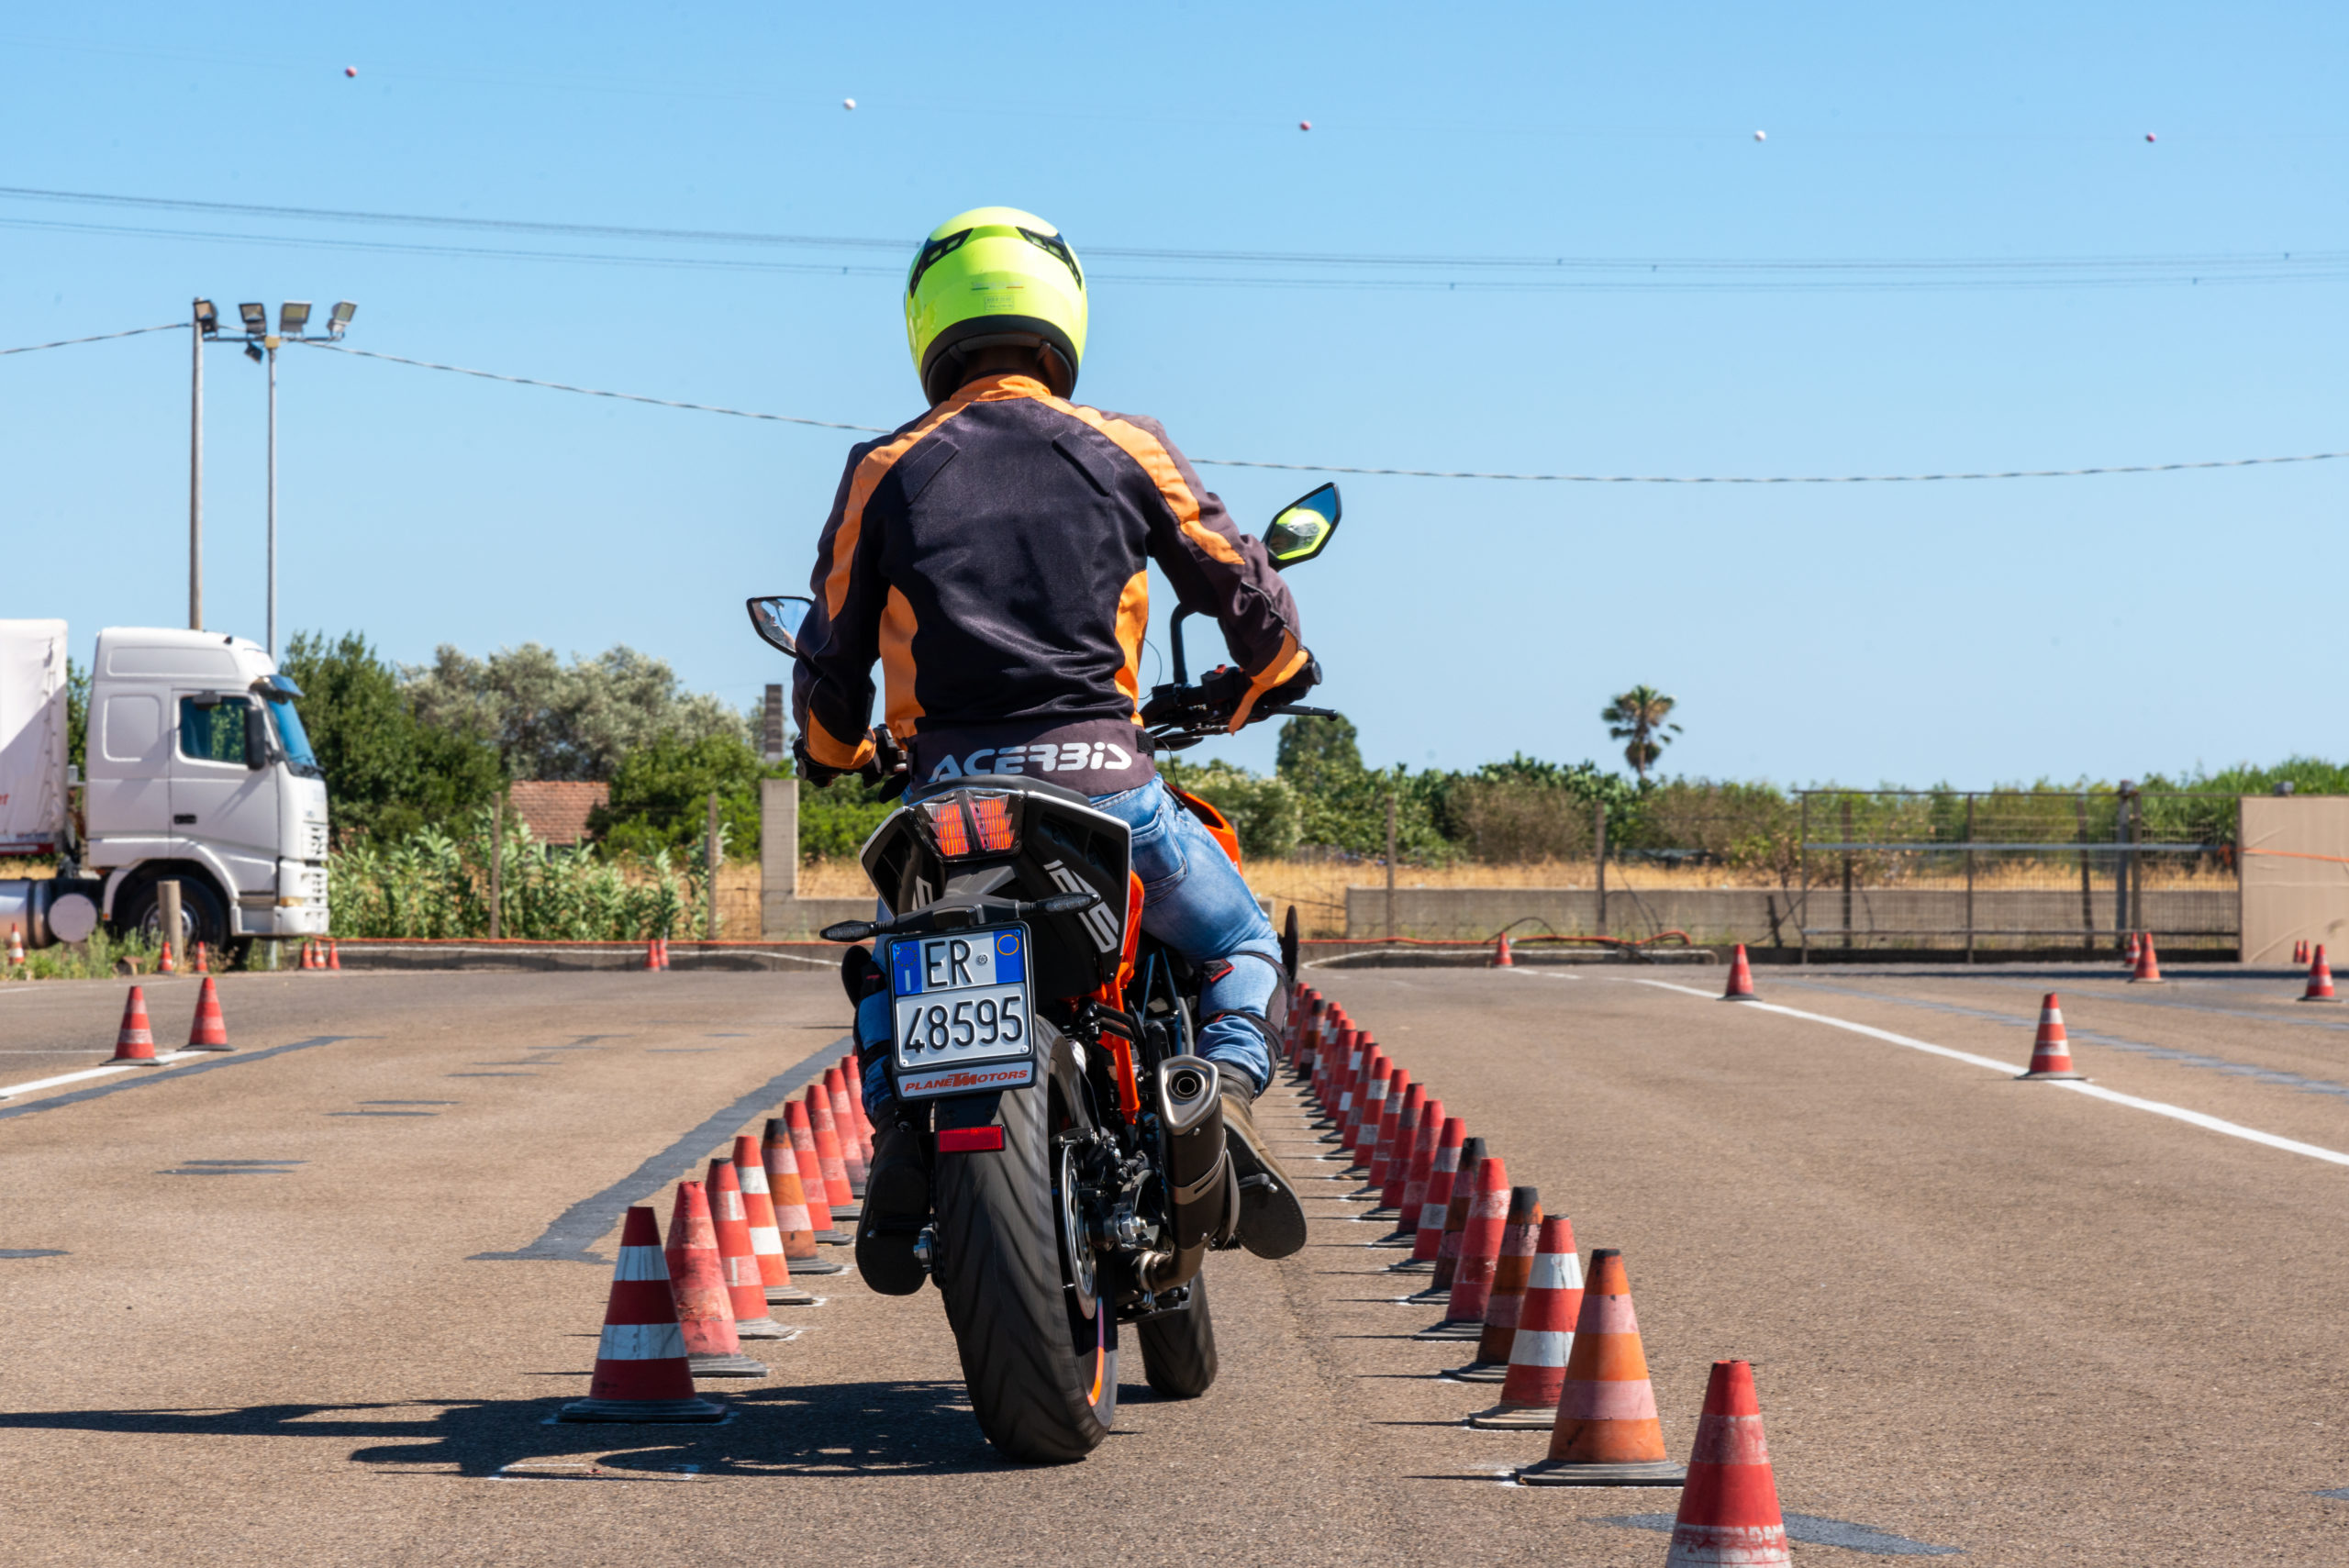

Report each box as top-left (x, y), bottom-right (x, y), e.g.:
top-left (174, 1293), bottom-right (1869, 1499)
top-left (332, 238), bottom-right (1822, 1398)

top-left (937, 1126), bottom-right (1005, 1152)
top-left (923, 798), bottom-right (972, 857)
top-left (968, 793), bottom-right (1017, 852)
top-left (921, 791), bottom-right (1019, 859)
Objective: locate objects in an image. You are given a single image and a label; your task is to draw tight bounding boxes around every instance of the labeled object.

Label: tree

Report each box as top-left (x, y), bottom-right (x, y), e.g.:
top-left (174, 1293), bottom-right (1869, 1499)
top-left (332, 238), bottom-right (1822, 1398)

top-left (403, 642), bottom-right (748, 781)
top-left (280, 632), bottom-right (505, 843)
top-left (1275, 713), bottom-right (1363, 795)
top-left (1601, 685), bottom-right (1682, 782)
top-left (589, 731), bottom-right (783, 858)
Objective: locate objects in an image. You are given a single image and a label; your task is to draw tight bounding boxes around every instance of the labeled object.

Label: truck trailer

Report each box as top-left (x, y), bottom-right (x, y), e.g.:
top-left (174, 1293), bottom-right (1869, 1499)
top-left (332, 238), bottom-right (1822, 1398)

top-left (0, 619), bottom-right (330, 957)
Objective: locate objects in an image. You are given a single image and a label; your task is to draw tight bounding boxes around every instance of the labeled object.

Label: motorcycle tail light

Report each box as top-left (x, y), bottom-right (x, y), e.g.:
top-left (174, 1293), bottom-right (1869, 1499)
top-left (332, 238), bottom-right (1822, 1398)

top-left (921, 798), bottom-right (973, 858)
top-left (968, 793), bottom-right (1018, 852)
top-left (921, 791), bottom-right (1019, 859)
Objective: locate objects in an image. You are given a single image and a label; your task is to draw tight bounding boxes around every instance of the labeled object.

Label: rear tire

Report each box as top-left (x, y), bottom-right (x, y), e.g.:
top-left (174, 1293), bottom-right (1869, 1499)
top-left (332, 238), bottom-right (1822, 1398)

top-left (931, 1053), bottom-right (1116, 1463)
top-left (1137, 1268), bottom-right (1219, 1398)
top-left (115, 874), bottom-right (229, 954)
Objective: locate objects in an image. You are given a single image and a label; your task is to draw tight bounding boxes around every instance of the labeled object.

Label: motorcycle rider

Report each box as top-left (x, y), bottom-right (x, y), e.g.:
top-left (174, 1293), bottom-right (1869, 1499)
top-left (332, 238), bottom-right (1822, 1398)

top-left (790, 206), bottom-right (1317, 1294)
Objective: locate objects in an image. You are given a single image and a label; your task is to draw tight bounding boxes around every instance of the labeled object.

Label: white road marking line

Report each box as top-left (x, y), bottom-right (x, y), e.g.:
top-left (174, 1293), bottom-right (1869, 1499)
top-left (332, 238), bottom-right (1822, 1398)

top-left (1619, 977), bottom-right (2349, 1170)
top-left (0, 1052), bottom-right (206, 1098)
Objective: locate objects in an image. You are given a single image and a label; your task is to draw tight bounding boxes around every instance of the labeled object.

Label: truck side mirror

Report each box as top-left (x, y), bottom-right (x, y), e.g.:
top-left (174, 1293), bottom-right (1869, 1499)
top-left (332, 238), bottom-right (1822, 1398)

top-left (243, 705), bottom-right (272, 771)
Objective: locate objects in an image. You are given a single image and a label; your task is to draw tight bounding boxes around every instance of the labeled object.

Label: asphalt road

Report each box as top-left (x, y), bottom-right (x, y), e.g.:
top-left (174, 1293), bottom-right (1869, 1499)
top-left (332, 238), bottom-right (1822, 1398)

top-left (1, 962), bottom-right (2343, 1564)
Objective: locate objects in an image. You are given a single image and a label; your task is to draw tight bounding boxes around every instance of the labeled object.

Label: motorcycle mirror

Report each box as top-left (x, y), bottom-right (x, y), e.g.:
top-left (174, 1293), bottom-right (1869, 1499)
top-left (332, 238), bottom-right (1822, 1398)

top-left (1262, 483), bottom-right (1341, 569)
top-left (746, 595), bottom-right (816, 656)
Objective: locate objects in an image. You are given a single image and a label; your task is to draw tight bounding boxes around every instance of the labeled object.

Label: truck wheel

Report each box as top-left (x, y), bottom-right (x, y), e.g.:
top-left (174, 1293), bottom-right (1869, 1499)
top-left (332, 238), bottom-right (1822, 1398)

top-left (117, 877), bottom-right (229, 954)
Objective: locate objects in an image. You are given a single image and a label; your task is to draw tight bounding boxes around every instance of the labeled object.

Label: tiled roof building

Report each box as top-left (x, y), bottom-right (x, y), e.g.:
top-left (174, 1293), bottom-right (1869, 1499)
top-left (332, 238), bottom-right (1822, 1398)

top-left (507, 780), bottom-right (609, 847)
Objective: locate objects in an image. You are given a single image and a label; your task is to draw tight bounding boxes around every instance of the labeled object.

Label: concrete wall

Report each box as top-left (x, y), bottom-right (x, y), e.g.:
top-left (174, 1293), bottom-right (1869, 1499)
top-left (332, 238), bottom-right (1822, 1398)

top-left (1342, 885), bottom-right (2239, 945)
top-left (2240, 795), bottom-right (2349, 962)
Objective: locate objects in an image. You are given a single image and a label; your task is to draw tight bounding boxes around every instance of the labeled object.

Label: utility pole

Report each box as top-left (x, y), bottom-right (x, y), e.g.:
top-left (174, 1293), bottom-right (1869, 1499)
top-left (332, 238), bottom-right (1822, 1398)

top-left (1384, 795), bottom-right (1398, 940)
top-left (1594, 800), bottom-right (1609, 935)
top-left (189, 299), bottom-right (212, 630)
top-left (707, 792), bottom-right (723, 940)
top-left (266, 333), bottom-right (278, 655)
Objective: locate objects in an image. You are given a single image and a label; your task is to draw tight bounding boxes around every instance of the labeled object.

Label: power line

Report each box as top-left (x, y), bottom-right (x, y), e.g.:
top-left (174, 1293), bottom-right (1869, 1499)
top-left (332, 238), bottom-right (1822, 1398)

top-left (291, 339), bottom-right (2349, 484)
top-left (0, 320), bottom-right (182, 355)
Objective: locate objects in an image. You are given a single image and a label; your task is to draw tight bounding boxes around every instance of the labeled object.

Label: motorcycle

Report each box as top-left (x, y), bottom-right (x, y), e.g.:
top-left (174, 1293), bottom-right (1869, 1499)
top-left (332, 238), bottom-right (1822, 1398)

top-left (744, 483), bottom-right (1341, 1462)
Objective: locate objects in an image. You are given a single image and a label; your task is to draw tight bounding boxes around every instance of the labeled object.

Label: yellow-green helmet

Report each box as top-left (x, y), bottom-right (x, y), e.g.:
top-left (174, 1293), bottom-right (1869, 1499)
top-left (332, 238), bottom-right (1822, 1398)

top-left (905, 206), bottom-right (1087, 405)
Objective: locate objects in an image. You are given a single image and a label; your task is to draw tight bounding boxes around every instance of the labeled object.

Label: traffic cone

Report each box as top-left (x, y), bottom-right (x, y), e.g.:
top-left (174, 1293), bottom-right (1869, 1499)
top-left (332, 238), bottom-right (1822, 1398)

top-left (1334, 1038), bottom-right (1375, 1152)
top-left (1664, 1360), bottom-right (1790, 1566)
top-left (2014, 992), bottom-right (2086, 1080)
top-left (785, 1101), bottom-right (848, 1243)
top-left (644, 937), bottom-right (661, 971)
top-left (763, 1116), bottom-right (843, 1273)
top-left (1515, 1249), bottom-right (1687, 1486)
top-left (298, 940), bottom-right (317, 971)
top-left (2122, 930), bottom-right (2140, 970)
top-left (1402, 1123), bottom-right (1473, 1282)
top-left (184, 975), bottom-right (232, 1051)
top-left (2131, 931), bottom-right (2164, 984)
top-left (2294, 940), bottom-right (2308, 964)
top-left (824, 1067), bottom-right (870, 1195)
top-left (806, 1085), bottom-right (858, 1217)
top-left (2301, 944), bottom-right (2339, 1003)
top-left (731, 1134), bottom-right (816, 1307)
top-left (1375, 1083), bottom-right (1426, 1211)
top-left (1394, 1116), bottom-right (1464, 1272)
top-left (839, 1056), bottom-right (876, 1167)
top-left (1319, 1026), bottom-right (1363, 1140)
top-left (157, 940), bottom-right (176, 975)
top-left (192, 941), bottom-right (208, 975)
top-left (662, 1181), bottom-right (766, 1377)
top-left (1469, 1215), bottom-right (1584, 1428)
top-left (556, 1205), bottom-right (725, 1423)
top-left (1380, 1095), bottom-right (1443, 1244)
top-left (1492, 932), bottom-right (1514, 967)
top-left (705, 1159), bottom-right (789, 1338)
top-left (110, 986), bottom-right (161, 1063)
top-left (1419, 1153), bottom-right (1508, 1334)
top-left (1359, 1070), bottom-right (1413, 1200)
top-left (327, 940), bottom-right (341, 971)
top-left (6, 923), bottom-right (23, 967)
top-left (660, 937), bottom-right (673, 970)
top-left (1347, 1050), bottom-right (1391, 1168)
top-left (1721, 944), bottom-right (1757, 1001)
top-left (1449, 1185), bottom-right (1544, 1379)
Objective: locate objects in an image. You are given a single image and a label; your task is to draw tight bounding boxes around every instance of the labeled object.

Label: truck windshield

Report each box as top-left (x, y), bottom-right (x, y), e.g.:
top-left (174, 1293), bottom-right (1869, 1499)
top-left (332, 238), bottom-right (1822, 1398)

top-left (264, 696), bottom-right (323, 777)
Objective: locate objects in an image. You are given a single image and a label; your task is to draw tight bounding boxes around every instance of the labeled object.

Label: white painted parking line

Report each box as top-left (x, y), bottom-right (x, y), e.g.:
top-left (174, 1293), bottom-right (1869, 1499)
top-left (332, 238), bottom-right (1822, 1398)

top-left (0, 1052), bottom-right (206, 1099)
top-left (1620, 976), bottom-right (2349, 1172)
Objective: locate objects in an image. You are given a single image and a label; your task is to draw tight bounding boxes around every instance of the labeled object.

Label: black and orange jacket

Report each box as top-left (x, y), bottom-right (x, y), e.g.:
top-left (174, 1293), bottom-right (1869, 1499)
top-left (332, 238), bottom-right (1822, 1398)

top-left (792, 373), bottom-right (1311, 797)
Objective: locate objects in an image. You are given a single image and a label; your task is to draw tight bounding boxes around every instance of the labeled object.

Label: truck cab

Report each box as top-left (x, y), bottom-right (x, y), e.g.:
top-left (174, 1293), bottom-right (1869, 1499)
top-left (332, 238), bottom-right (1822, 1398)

top-left (81, 628), bottom-right (330, 950)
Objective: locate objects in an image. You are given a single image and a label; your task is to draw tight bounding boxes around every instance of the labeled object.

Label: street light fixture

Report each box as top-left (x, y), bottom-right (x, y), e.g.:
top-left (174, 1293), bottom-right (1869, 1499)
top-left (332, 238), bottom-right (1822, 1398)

top-left (327, 300), bottom-right (356, 338)
top-left (238, 302), bottom-right (267, 333)
top-left (278, 301), bottom-right (310, 336)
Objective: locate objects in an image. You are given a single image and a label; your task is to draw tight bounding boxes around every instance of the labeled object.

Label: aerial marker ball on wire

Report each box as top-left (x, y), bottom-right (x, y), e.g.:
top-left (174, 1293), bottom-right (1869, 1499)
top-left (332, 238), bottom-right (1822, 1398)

top-left (1299, 119), bottom-right (1311, 130)
top-left (843, 97), bottom-right (856, 110)
top-left (344, 66), bottom-right (357, 78)
top-left (2144, 131), bottom-right (2156, 142)
top-left (1753, 129), bottom-right (1766, 141)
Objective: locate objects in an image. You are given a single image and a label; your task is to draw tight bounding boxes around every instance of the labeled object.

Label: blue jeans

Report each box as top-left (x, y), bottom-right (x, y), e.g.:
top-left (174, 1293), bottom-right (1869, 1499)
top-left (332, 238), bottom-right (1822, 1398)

top-left (860, 777), bottom-right (1283, 1113)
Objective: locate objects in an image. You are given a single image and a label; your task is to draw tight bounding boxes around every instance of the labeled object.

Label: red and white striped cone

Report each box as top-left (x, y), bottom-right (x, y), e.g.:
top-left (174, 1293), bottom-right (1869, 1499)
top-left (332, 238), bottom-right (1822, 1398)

top-left (785, 1100), bottom-right (849, 1243)
top-left (1720, 943), bottom-right (1757, 1001)
top-left (1377, 1096), bottom-right (1444, 1246)
top-left (1413, 1136), bottom-right (1487, 1300)
top-left (1514, 1248), bottom-right (1687, 1486)
top-left (732, 1134), bottom-right (817, 1307)
top-left (2122, 929), bottom-right (2140, 970)
top-left (1448, 1184), bottom-right (1543, 1378)
top-left (763, 1116), bottom-right (843, 1273)
top-left (1394, 1118), bottom-right (1466, 1275)
top-left (2131, 931), bottom-right (2164, 984)
top-left (296, 940), bottom-right (315, 970)
top-left (1418, 1152), bottom-right (1509, 1335)
top-left (644, 937), bottom-right (662, 971)
top-left (327, 940), bottom-right (341, 971)
top-left (1318, 1025), bottom-right (1363, 1140)
top-left (2016, 992), bottom-right (2086, 1080)
top-left (662, 1182), bottom-right (766, 1377)
top-left (557, 1205), bottom-right (725, 1423)
top-left (1469, 1215), bottom-right (1584, 1428)
top-left (157, 940), bottom-right (176, 975)
top-left (2294, 940), bottom-right (2307, 965)
top-left (2302, 944), bottom-right (2339, 1003)
top-left (806, 1085), bottom-right (859, 1218)
top-left (6, 923), bottom-right (24, 968)
top-left (184, 975), bottom-right (232, 1051)
top-left (1376, 1084), bottom-right (1427, 1215)
top-left (824, 1066), bottom-right (870, 1195)
top-left (1346, 1048), bottom-right (1391, 1169)
top-left (1664, 1360), bottom-right (1790, 1566)
top-left (1356, 1069), bottom-right (1413, 1200)
top-left (705, 1159), bottom-right (789, 1338)
top-left (1491, 931), bottom-right (1514, 967)
top-left (110, 985), bottom-right (160, 1063)
top-left (839, 1056), bottom-right (876, 1167)
top-left (192, 941), bottom-right (209, 975)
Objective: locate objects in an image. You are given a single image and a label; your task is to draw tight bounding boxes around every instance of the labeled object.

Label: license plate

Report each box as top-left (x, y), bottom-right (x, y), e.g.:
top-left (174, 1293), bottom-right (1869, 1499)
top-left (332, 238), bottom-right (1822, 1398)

top-left (888, 927), bottom-right (1034, 1095)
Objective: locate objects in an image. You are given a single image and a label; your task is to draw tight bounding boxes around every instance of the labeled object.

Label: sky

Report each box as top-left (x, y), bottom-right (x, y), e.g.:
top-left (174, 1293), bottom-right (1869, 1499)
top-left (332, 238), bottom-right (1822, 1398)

top-left (2, 3), bottom-right (2343, 788)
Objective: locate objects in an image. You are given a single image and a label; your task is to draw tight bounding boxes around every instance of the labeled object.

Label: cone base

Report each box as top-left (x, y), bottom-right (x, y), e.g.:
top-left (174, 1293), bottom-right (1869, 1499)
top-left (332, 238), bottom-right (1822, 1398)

top-left (686, 1352), bottom-right (771, 1377)
top-left (766, 1286), bottom-right (820, 1306)
top-left (109, 1054), bottom-right (164, 1065)
top-left (2298, 995), bottom-right (2340, 1004)
top-left (1442, 1361), bottom-right (1509, 1383)
top-left (1721, 992), bottom-right (1759, 1002)
top-left (1406, 1286), bottom-right (1453, 1303)
top-left (1387, 1257), bottom-right (1436, 1273)
top-left (2128, 976), bottom-right (2165, 984)
top-left (1413, 1319), bottom-right (1485, 1340)
top-left (787, 1255), bottom-right (846, 1273)
top-left (557, 1396), bottom-right (727, 1424)
top-left (1367, 1233), bottom-right (1417, 1248)
top-left (1467, 1402), bottom-right (1559, 1429)
top-left (2016, 1068), bottom-right (2087, 1081)
top-left (812, 1229), bottom-right (851, 1245)
top-left (1358, 1203), bottom-right (1399, 1218)
top-left (1514, 1458), bottom-right (1687, 1487)
top-left (731, 1316), bottom-right (794, 1339)
top-left (182, 1043), bottom-right (235, 1052)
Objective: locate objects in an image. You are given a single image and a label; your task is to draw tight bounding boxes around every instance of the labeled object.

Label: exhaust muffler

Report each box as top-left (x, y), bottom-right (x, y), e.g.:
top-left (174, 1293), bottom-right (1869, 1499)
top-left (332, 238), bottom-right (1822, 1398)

top-left (1140, 1055), bottom-right (1236, 1293)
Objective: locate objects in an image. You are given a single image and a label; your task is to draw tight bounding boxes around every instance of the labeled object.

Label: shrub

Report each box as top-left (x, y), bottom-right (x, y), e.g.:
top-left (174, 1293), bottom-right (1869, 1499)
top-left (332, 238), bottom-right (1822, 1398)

top-left (1160, 758), bottom-right (1302, 860)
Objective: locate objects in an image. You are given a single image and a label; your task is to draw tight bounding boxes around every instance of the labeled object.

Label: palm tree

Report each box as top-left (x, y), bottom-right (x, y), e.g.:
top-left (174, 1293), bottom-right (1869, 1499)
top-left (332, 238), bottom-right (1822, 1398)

top-left (1601, 686), bottom-right (1682, 782)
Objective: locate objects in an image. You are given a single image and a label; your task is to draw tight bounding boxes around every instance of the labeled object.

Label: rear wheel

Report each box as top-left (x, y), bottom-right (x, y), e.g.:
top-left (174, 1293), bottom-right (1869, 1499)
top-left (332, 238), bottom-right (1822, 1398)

top-left (115, 874), bottom-right (230, 954)
top-left (931, 1056), bottom-right (1117, 1463)
top-left (1137, 1268), bottom-right (1219, 1397)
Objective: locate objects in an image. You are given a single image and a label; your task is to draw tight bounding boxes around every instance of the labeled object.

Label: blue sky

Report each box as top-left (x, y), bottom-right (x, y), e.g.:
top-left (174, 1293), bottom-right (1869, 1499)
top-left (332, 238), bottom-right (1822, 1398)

top-left (2, 3), bottom-right (2342, 786)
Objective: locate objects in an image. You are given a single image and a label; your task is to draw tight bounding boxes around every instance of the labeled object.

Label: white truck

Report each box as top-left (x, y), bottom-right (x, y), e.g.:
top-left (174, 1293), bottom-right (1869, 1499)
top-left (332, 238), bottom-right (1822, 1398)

top-left (0, 620), bottom-right (330, 957)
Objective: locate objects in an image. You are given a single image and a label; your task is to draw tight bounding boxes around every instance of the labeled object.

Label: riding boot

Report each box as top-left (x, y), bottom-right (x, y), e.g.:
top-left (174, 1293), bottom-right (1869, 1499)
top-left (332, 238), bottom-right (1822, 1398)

top-left (1219, 1077), bottom-right (1308, 1260)
top-left (855, 1120), bottom-right (931, 1296)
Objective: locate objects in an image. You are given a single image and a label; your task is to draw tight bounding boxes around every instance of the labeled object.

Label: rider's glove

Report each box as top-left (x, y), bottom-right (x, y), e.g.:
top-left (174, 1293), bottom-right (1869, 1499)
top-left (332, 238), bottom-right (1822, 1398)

top-left (793, 735), bottom-right (852, 788)
top-left (1258, 653), bottom-right (1321, 714)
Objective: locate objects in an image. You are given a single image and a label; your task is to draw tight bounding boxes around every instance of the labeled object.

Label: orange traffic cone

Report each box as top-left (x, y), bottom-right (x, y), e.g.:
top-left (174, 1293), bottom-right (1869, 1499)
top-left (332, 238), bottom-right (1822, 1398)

top-left (823, 1067), bottom-right (870, 1195)
top-left (111, 986), bottom-right (161, 1063)
top-left (1347, 1049), bottom-right (1392, 1168)
top-left (157, 940), bottom-right (176, 975)
top-left (1515, 1248), bottom-right (1687, 1486)
top-left (806, 1085), bottom-right (858, 1217)
top-left (6, 922), bottom-right (23, 967)
top-left (1394, 1115), bottom-right (1465, 1273)
top-left (1358, 1069), bottom-right (1412, 1199)
top-left (1380, 1095), bottom-right (1443, 1243)
top-left (2016, 992), bottom-right (2086, 1080)
top-left (1470, 1215), bottom-right (1584, 1428)
top-left (298, 940), bottom-right (317, 971)
top-left (1721, 944), bottom-right (1757, 1001)
top-left (1419, 1156), bottom-right (1510, 1337)
top-left (2122, 929), bottom-right (2140, 970)
top-left (1449, 1184), bottom-right (1544, 1378)
top-left (1412, 1134), bottom-right (1486, 1298)
top-left (2131, 931), bottom-right (2164, 984)
top-left (705, 1159), bottom-right (789, 1339)
top-left (1319, 1025), bottom-right (1364, 1141)
top-left (556, 1205), bottom-right (725, 1423)
top-left (762, 1117), bottom-right (842, 1272)
top-left (2294, 940), bottom-right (2308, 965)
top-left (1492, 931), bottom-right (1514, 967)
top-left (184, 975), bottom-right (232, 1051)
top-left (644, 937), bottom-right (662, 971)
top-left (662, 1181), bottom-right (766, 1377)
top-left (1664, 1360), bottom-right (1790, 1565)
top-left (838, 1056), bottom-right (876, 1167)
top-left (2302, 945), bottom-right (2338, 1003)
top-left (659, 937), bottom-right (672, 970)
top-left (785, 1100), bottom-right (848, 1243)
top-left (192, 941), bottom-right (208, 975)
top-left (731, 1134), bottom-right (817, 1307)
top-left (327, 940), bottom-right (341, 971)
